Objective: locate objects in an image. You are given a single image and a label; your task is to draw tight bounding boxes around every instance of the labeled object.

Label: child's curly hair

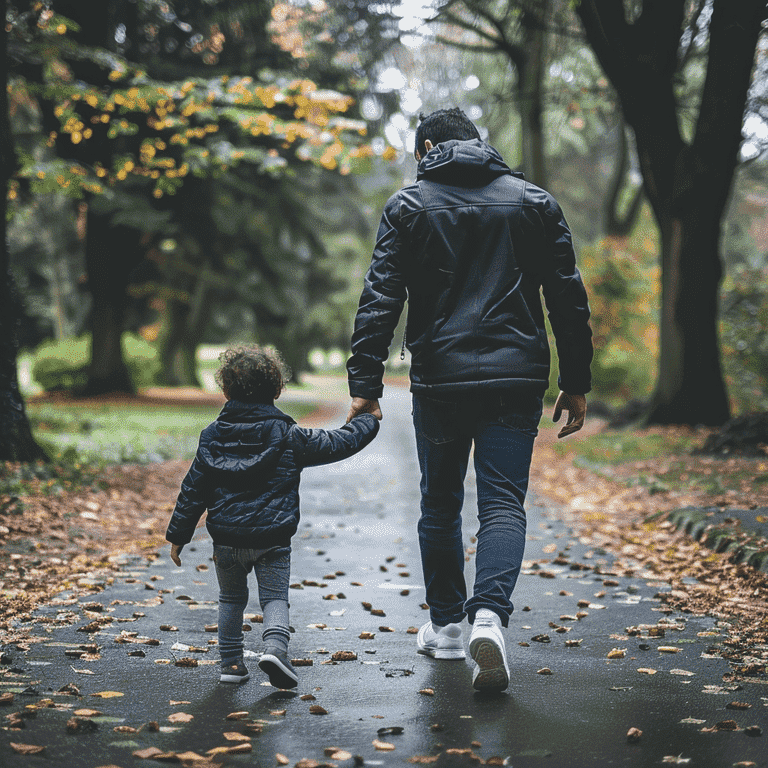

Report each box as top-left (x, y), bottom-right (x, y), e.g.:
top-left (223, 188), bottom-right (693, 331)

top-left (214, 345), bottom-right (290, 403)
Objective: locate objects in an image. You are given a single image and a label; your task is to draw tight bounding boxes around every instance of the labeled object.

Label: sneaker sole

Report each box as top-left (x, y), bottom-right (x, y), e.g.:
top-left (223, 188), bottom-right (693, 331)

top-left (258, 655), bottom-right (298, 689)
top-left (220, 672), bottom-right (250, 684)
top-left (470, 638), bottom-right (509, 691)
top-left (417, 646), bottom-right (466, 660)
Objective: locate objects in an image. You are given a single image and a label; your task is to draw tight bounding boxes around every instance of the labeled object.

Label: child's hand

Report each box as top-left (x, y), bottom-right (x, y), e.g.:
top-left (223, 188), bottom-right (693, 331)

top-left (170, 544), bottom-right (184, 566)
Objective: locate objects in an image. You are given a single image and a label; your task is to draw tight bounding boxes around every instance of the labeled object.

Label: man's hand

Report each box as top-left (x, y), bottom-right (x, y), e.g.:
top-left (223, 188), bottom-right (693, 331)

top-left (553, 392), bottom-right (587, 439)
top-left (346, 397), bottom-right (383, 424)
top-left (170, 543), bottom-right (184, 566)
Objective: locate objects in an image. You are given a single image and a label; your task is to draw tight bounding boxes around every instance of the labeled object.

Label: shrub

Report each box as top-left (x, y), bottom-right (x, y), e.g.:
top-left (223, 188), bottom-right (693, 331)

top-left (31, 333), bottom-right (161, 392)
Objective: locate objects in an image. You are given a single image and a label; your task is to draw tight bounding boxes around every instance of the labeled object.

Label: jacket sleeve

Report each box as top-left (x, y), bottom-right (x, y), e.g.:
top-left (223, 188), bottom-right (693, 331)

top-left (537, 194), bottom-right (593, 395)
top-left (165, 452), bottom-right (208, 546)
top-left (292, 413), bottom-right (380, 469)
top-left (347, 194), bottom-right (408, 400)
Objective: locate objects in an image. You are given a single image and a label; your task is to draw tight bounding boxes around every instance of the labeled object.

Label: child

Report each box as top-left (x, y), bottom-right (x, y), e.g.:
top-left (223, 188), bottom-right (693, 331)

top-left (165, 345), bottom-right (379, 688)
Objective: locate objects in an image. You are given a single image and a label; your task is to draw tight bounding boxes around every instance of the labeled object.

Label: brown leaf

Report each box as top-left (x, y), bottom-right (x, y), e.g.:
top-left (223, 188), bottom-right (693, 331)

top-left (657, 646), bottom-right (681, 653)
top-left (537, 668), bottom-right (553, 675)
top-left (379, 626), bottom-right (395, 633)
top-left (408, 756), bottom-right (439, 764)
top-left (726, 701), bottom-right (752, 710)
top-left (373, 739), bottom-right (396, 751)
top-left (626, 727), bottom-right (642, 743)
top-left (637, 668), bottom-right (657, 675)
top-left (276, 755), bottom-right (290, 766)
top-left (292, 658), bottom-right (313, 666)
top-left (174, 658), bottom-right (198, 668)
top-left (10, 743), bottom-right (46, 755)
top-left (90, 691), bottom-right (125, 698)
top-left (328, 749), bottom-right (353, 761)
top-left (133, 747), bottom-right (165, 759)
top-left (406, 627), bottom-right (419, 634)
top-left (300, 694), bottom-right (316, 701)
top-left (715, 719), bottom-right (738, 731)
top-left (418, 689), bottom-right (435, 696)
top-left (331, 651), bottom-right (357, 661)
top-left (167, 712), bottom-right (193, 723)
top-left (175, 751), bottom-right (207, 761)
top-left (607, 648), bottom-right (626, 659)
top-left (222, 732), bottom-right (251, 742)
top-left (270, 709), bottom-right (287, 717)
top-left (0, 693), bottom-right (14, 706)
top-left (309, 705), bottom-right (328, 715)
top-left (359, 632), bottom-right (375, 640)
top-left (226, 711), bottom-right (250, 720)
top-left (371, 609), bottom-right (386, 617)
top-left (73, 708), bottom-right (102, 717)
top-left (113, 725), bottom-right (139, 733)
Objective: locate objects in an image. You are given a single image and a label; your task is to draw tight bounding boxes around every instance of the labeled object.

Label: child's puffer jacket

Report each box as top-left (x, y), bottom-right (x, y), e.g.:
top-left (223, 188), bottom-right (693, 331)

top-left (165, 400), bottom-right (379, 549)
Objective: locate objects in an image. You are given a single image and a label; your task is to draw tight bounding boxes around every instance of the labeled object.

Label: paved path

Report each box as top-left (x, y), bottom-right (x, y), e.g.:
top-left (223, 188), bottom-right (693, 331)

top-left (2, 388), bottom-right (767, 767)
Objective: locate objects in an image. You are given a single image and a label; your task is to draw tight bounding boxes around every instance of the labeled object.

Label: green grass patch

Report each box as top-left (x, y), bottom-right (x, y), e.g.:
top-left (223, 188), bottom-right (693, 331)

top-left (552, 429), bottom-right (700, 464)
top-left (26, 399), bottom-right (316, 466)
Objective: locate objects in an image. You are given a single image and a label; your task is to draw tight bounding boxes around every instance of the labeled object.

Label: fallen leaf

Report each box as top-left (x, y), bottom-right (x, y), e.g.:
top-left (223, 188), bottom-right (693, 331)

top-left (607, 648), bottom-right (626, 659)
top-left (133, 747), bottom-right (165, 759)
top-left (745, 726), bottom-right (762, 737)
top-left (167, 712), bottom-right (193, 723)
top-left (371, 609), bottom-right (386, 617)
top-left (714, 719), bottom-right (738, 731)
top-left (626, 727), bottom-right (642, 743)
top-left (10, 743), bottom-right (46, 755)
top-left (359, 632), bottom-right (375, 640)
top-left (159, 625), bottom-right (178, 632)
top-left (292, 658), bottom-right (313, 666)
top-left (0, 693), bottom-right (14, 706)
top-left (637, 668), bottom-right (657, 675)
top-left (373, 739), bottom-right (396, 751)
top-left (113, 725), bottom-right (139, 733)
top-left (90, 691), bottom-right (125, 698)
top-left (175, 751), bottom-right (207, 761)
top-left (408, 756), bottom-right (439, 764)
top-left (226, 711), bottom-right (250, 720)
top-left (276, 755), bottom-right (290, 766)
top-left (661, 757), bottom-right (691, 765)
top-left (670, 669), bottom-right (695, 677)
top-left (300, 694), bottom-right (316, 701)
top-left (537, 667), bottom-right (553, 675)
top-left (331, 651), bottom-right (357, 661)
top-left (174, 658), bottom-right (198, 668)
top-left (726, 701), bottom-right (752, 710)
top-left (73, 708), bottom-right (102, 717)
top-left (223, 732), bottom-right (251, 742)
top-left (419, 689), bottom-right (434, 696)
top-left (377, 726), bottom-right (404, 735)
top-left (679, 717), bottom-right (706, 724)
top-left (270, 709), bottom-right (287, 717)
top-left (658, 646), bottom-right (681, 654)
top-left (328, 750), bottom-right (352, 760)
top-left (565, 639), bottom-right (583, 647)
top-left (309, 705), bottom-right (328, 715)
top-left (378, 626), bottom-right (395, 633)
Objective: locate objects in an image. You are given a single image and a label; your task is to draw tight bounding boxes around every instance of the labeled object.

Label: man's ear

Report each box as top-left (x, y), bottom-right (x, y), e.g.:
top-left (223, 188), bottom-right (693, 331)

top-left (415, 138), bottom-right (434, 162)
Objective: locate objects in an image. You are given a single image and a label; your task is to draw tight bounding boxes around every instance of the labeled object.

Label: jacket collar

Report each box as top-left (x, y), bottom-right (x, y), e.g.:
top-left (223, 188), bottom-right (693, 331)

top-left (416, 139), bottom-right (524, 185)
top-left (218, 400), bottom-right (296, 425)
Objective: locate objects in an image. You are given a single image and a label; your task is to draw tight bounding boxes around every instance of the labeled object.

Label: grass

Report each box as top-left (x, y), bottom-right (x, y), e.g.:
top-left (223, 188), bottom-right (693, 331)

top-left (551, 429), bottom-right (701, 464)
top-left (25, 398), bottom-right (317, 465)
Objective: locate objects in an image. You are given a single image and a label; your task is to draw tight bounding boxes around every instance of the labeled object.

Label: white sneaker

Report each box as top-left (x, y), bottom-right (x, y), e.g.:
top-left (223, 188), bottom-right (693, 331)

top-left (416, 622), bottom-right (466, 659)
top-left (469, 616), bottom-right (509, 692)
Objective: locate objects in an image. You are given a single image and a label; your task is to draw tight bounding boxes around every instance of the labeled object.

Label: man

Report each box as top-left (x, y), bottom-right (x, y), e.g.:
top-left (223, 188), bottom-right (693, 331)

top-left (346, 108), bottom-right (593, 692)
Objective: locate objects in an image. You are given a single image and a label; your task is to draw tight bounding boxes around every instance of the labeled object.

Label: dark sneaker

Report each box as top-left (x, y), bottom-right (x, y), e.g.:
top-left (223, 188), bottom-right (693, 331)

top-left (220, 661), bottom-right (250, 684)
top-left (258, 647), bottom-right (298, 689)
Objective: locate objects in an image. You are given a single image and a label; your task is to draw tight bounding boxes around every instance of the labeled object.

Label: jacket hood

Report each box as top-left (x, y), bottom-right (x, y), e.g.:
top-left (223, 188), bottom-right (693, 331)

top-left (198, 400), bottom-right (296, 476)
top-left (416, 139), bottom-right (523, 186)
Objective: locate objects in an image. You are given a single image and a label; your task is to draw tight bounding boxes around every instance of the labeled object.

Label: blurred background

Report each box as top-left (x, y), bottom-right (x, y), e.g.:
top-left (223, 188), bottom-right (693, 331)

top-left (4, 1), bottom-right (768, 465)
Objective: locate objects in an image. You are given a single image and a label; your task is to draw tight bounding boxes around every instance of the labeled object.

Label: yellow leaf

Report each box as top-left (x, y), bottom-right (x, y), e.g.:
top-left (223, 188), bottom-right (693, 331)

top-left (90, 691), bottom-right (124, 698)
top-left (373, 739), bottom-right (396, 751)
top-left (167, 712), bottom-right (193, 723)
top-left (223, 732), bottom-right (251, 742)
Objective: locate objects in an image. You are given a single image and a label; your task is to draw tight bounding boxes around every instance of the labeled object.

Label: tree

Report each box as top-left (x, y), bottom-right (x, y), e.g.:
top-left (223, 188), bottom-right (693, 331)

top-left (575, 0), bottom-right (768, 425)
top-left (1, 18), bottom-right (47, 461)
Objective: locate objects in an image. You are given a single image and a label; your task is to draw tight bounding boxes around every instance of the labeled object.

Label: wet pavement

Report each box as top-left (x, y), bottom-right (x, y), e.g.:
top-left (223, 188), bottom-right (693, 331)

top-left (2, 388), bottom-right (767, 767)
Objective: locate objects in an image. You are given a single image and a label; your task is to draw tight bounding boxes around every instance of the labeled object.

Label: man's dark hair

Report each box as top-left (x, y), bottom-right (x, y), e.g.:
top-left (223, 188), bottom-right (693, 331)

top-left (215, 345), bottom-right (289, 403)
top-left (414, 107), bottom-right (481, 160)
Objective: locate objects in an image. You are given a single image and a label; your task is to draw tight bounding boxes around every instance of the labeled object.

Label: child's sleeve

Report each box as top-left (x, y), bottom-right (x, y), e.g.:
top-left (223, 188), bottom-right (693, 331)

top-left (292, 413), bottom-right (380, 468)
top-left (165, 452), bottom-right (207, 545)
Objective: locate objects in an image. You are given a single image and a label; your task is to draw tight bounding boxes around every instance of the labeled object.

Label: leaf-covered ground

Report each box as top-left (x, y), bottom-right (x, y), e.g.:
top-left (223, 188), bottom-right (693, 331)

top-left (2, 394), bottom-right (768, 672)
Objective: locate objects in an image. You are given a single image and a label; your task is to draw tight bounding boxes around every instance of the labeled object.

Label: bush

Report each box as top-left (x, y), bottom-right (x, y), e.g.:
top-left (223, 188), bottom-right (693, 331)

top-left (31, 333), bottom-right (161, 392)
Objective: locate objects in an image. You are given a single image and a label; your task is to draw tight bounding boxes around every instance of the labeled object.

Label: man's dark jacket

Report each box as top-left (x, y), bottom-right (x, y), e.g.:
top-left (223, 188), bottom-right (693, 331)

top-left (347, 139), bottom-right (592, 399)
top-left (166, 401), bottom-right (379, 549)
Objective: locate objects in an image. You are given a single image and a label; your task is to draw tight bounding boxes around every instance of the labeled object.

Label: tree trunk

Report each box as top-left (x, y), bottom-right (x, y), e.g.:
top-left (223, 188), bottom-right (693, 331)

top-left (649, 206), bottom-right (729, 425)
top-left (81, 208), bottom-right (142, 395)
top-left (517, 0), bottom-right (550, 189)
top-left (576, 0), bottom-right (765, 425)
top-left (0, 21), bottom-right (48, 462)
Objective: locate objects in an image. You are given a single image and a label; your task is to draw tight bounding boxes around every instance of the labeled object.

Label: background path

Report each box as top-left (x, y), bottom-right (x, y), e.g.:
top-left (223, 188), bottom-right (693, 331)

top-left (2, 388), bottom-right (767, 767)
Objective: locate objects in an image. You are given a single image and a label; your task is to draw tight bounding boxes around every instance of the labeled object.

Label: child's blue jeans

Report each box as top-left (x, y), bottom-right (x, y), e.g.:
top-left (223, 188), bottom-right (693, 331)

top-left (212, 544), bottom-right (291, 665)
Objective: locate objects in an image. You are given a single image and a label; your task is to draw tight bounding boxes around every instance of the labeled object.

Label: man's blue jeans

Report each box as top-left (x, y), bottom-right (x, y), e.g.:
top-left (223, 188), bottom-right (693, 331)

top-left (413, 392), bottom-right (542, 629)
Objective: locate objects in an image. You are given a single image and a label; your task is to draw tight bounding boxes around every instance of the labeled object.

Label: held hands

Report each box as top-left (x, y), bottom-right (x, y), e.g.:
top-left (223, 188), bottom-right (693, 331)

top-left (553, 392), bottom-right (587, 439)
top-left (346, 397), bottom-right (383, 424)
top-left (170, 543), bottom-right (184, 566)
